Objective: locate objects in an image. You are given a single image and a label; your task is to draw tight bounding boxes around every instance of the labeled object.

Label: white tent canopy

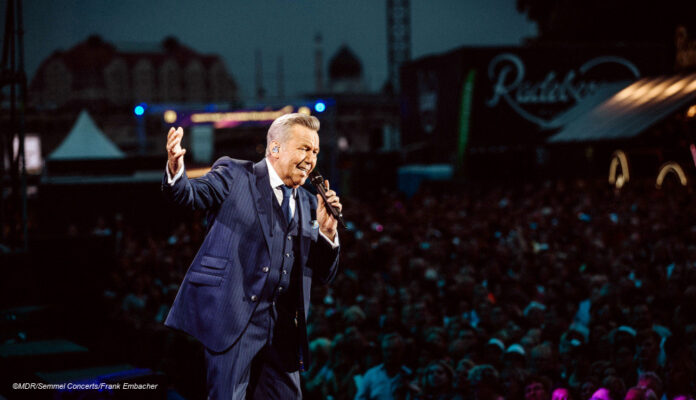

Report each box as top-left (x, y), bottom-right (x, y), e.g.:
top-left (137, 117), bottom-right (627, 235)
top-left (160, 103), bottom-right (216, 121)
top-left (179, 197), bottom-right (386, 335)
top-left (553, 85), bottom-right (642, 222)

top-left (48, 110), bottom-right (125, 160)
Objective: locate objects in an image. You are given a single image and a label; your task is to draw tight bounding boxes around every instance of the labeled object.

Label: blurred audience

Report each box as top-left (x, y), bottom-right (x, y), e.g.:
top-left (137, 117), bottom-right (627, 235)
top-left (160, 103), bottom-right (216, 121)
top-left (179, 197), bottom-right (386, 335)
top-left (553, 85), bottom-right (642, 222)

top-left (89, 178), bottom-right (696, 399)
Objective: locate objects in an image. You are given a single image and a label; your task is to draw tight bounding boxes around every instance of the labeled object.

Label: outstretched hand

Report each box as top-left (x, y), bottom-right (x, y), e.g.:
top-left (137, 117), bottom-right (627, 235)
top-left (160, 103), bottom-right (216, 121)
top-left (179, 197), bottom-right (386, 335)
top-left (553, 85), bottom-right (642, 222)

top-left (166, 127), bottom-right (186, 176)
top-left (316, 179), bottom-right (342, 241)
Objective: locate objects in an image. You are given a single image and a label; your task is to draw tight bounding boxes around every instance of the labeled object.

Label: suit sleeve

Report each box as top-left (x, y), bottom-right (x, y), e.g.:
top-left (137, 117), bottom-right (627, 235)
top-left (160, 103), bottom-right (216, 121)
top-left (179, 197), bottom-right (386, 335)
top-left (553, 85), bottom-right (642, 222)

top-left (306, 222), bottom-right (340, 284)
top-left (319, 230), bottom-right (340, 248)
top-left (161, 157), bottom-right (236, 211)
top-left (304, 192), bottom-right (340, 284)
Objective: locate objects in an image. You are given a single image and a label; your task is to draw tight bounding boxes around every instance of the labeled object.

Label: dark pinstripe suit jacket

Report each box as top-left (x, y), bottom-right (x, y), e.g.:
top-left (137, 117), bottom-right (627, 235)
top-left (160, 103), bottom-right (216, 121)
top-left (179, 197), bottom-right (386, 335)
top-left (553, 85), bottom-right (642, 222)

top-left (162, 157), bottom-right (339, 353)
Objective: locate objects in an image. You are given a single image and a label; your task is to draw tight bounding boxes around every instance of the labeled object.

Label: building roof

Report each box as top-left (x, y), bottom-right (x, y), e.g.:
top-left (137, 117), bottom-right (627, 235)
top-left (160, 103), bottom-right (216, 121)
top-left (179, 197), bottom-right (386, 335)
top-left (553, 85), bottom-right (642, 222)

top-left (30, 35), bottom-right (225, 92)
top-left (329, 45), bottom-right (363, 80)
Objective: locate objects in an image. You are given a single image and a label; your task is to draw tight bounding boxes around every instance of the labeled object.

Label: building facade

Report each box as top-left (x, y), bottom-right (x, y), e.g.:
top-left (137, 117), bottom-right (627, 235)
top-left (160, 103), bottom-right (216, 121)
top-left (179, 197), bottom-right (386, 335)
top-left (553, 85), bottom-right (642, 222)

top-left (30, 35), bottom-right (238, 109)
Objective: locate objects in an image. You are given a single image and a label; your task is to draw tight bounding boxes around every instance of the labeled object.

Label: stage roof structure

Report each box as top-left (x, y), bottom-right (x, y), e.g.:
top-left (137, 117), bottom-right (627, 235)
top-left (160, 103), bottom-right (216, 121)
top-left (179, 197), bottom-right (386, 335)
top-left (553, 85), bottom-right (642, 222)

top-left (548, 73), bottom-right (696, 143)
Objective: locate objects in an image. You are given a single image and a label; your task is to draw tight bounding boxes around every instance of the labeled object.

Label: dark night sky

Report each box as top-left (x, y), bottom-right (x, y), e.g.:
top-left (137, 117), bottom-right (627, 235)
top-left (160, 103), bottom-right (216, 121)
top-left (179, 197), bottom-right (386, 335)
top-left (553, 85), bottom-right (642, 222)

top-left (20, 0), bottom-right (537, 103)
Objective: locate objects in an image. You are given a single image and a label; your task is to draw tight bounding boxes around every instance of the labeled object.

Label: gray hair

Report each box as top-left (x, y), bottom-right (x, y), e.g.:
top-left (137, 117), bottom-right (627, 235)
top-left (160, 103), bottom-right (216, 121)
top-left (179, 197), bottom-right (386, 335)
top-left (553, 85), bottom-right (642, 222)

top-left (265, 113), bottom-right (320, 156)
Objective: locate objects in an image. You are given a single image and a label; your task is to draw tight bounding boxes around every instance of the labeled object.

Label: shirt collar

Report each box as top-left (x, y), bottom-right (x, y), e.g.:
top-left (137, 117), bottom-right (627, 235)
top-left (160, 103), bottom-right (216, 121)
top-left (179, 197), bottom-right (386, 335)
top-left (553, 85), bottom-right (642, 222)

top-left (265, 158), bottom-right (296, 195)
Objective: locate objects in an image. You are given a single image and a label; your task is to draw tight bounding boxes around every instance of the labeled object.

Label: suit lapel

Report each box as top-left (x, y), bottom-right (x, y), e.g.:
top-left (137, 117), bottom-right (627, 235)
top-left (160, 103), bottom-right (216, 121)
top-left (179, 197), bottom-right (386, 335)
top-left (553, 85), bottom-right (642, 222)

top-left (298, 189), bottom-right (312, 236)
top-left (251, 160), bottom-right (273, 255)
top-left (298, 189), bottom-right (315, 264)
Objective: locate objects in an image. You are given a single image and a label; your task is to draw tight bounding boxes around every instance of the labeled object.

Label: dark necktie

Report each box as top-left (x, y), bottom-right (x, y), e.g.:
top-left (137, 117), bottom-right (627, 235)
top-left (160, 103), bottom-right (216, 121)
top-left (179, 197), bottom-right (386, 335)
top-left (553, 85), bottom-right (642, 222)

top-left (280, 185), bottom-right (293, 224)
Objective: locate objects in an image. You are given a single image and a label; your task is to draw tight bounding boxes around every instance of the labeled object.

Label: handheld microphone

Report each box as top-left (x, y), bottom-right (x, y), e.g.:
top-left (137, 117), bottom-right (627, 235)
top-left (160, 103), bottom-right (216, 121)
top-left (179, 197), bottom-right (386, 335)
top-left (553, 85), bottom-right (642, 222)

top-left (309, 170), bottom-right (346, 229)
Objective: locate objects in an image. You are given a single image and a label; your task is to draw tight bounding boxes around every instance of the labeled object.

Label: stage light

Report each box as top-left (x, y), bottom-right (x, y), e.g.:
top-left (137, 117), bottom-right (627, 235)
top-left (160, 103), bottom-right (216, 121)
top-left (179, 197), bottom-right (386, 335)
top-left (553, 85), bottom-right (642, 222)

top-left (134, 105), bottom-right (145, 116)
top-left (164, 110), bottom-right (177, 123)
top-left (661, 76), bottom-right (690, 98)
top-left (687, 105), bottom-right (696, 118)
top-left (314, 101), bottom-right (326, 113)
top-left (190, 105), bottom-right (293, 124)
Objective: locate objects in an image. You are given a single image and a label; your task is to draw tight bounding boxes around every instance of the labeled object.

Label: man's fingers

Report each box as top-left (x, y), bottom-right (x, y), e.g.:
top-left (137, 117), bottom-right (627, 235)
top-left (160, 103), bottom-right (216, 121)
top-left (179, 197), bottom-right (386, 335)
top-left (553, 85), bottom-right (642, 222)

top-left (166, 127), bottom-right (185, 177)
top-left (166, 127), bottom-right (184, 146)
top-left (317, 193), bottom-right (342, 215)
top-left (324, 191), bottom-right (342, 211)
top-left (329, 197), bottom-right (342, 212)
top-left (166, 128), bottom-right (175, 151)
top-left (328, 200), bottom-right (342, 212)
top-left (166, 128), bottom-right (183, 152)
top-left (173, 148), bottom-right (186, 159)
top-left (167, 144), bottom-right (180, 156)
top-left (167, 135), bottom-right (181, 152)
top-left (318, 183), bottom-right (343, 215)
top-left (316, 194), bottom-right (331, 215)
top-left (167, 130), bottom-right (180, 145)
top-left (327, 195), bottom-right (340, 204)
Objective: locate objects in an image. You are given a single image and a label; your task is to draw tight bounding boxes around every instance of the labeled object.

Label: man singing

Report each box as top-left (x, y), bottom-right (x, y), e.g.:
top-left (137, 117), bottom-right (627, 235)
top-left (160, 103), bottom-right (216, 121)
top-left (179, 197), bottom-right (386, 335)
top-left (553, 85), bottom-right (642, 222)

top-left (162, 113), bottom-right (341, 399)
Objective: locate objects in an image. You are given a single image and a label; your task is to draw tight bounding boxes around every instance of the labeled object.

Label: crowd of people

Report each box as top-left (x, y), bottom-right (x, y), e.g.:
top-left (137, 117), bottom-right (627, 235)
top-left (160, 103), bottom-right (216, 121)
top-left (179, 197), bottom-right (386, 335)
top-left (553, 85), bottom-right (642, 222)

top-left (94, 176), bottom-right (696, 400)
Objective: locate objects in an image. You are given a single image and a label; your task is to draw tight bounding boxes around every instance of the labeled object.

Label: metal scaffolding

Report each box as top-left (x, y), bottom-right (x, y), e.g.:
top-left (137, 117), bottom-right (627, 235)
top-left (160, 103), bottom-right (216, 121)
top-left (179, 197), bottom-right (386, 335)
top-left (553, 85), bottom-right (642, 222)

top-left (1, 0), bottom-right (27, 252)
top-left (386, 0), bottom-right (411, 93)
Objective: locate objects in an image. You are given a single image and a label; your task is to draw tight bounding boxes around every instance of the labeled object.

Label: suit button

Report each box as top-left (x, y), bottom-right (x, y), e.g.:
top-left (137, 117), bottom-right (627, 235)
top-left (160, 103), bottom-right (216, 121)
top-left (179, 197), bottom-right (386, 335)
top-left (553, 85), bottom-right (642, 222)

top-left (282, 269), bottom-right (287, 275)
top-left (285, 253), bottom-right (291, 258)
top-left (250, 295), bottom-right (258, 302)
top-left (287, 235), bottom-right (292, 241)
top-left (262, 266), bottom-right (269, 273)
top-left (278, 286), bottom-right (284, 292)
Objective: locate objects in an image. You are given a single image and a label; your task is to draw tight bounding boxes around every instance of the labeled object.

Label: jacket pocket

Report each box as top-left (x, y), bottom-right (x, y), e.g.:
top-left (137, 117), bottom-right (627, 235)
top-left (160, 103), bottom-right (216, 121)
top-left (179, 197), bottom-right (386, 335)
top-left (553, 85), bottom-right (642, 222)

top-left (187, 271), bottom-right (223, 286)
top-left (200, 255), bottom-right (228, 269)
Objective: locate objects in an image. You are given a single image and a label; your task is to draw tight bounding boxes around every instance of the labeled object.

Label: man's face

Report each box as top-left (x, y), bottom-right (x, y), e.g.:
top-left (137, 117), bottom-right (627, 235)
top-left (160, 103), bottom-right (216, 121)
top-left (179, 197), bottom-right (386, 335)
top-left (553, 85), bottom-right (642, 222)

top-left (632, 305), bottom-right (651, 329)
top-left (272, 125), bottom-right (319, 188)
top-left (524, 382), bottom-right (547, 400)
top-left (590, 388), bottom-right (611, 400)
top-left (624, 388), bottom-right (644, 400)
top-left (426, 364), bottom-right (449, 388)
top-left (551, 388), bottom-right (571, 400)
top-left (637, 335), bottom-right (659, 364)
top-left (458, 329), bottom-right (476, 350)
top-left (381, 337), bottom-right (403, 365)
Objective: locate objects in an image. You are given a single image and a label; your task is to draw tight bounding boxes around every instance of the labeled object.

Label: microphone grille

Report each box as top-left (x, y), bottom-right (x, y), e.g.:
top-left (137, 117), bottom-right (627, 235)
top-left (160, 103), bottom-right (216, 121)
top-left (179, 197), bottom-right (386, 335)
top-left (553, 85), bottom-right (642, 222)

top-left (309, 170), bottom-right (323, 184)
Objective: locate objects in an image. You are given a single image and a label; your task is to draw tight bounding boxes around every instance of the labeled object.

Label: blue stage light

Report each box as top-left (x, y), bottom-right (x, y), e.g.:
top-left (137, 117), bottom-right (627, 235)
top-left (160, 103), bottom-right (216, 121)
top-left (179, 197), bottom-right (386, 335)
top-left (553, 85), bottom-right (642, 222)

top-left (134, 105), bottom-right (145, 116)
top-left (314, 101), bottom-right (326, 113)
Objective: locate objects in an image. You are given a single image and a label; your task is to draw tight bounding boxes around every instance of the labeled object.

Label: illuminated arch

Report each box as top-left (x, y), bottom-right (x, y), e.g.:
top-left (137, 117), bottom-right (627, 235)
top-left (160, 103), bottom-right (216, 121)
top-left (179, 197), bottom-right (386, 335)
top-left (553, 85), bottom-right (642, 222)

top-left (608, 150), bottom-right (630, 189)
top-left (656, 162), bottom-right (688, 189)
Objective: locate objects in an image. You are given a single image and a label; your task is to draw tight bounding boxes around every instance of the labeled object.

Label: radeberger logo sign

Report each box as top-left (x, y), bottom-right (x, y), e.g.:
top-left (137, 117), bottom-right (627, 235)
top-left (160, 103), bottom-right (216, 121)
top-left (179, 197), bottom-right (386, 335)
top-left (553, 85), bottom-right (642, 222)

top-left (486, 53), bottom-right (640, 129)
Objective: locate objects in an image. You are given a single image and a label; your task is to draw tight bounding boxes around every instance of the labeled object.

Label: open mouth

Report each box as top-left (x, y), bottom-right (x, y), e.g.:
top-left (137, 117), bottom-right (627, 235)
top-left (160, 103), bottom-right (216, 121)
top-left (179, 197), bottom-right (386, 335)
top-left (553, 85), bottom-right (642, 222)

top-left (296, 165), bottom-right (311, 176)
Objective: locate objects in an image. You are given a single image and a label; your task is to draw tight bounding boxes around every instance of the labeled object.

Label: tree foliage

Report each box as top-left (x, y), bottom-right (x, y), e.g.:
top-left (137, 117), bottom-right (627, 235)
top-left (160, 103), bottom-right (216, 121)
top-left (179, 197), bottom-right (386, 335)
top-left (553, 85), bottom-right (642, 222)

top-left (516, 0), bottom-right (696, 44)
